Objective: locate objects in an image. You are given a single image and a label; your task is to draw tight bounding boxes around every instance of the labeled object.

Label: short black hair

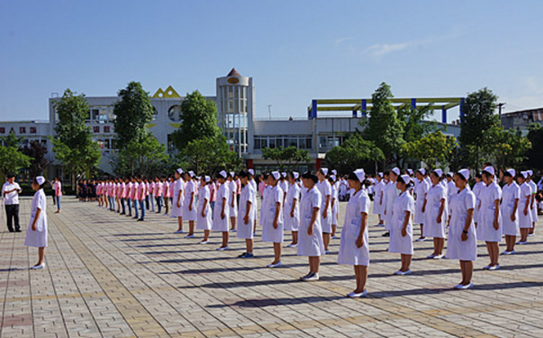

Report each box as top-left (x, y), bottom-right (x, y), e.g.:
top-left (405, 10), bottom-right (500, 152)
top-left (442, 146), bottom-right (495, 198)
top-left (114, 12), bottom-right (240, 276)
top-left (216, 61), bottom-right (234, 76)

top-left (6, 174), bottom-right (15, 179)
top-left (238, 170), bottom-right (249, 179)
top-left (302, 171), bottom-right (318, 183)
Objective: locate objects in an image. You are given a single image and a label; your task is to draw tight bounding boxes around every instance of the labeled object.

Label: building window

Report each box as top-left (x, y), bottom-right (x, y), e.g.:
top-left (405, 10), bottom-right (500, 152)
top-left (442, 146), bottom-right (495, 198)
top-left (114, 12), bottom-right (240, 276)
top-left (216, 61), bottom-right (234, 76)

top-left (93, 126), bottom-right (100, 133)
top-left (168, 105), bottom-right (182, 122)
top-left (0, 127), bottom-right (5, 134)
top-left (20, 127), bottom-right (26, 134)
top-left (104, 126), bottom-right (111, 133)
top-left (30, 127), bottom-right (37, 134)
top-left (152, 106), bottom-right (158, 121)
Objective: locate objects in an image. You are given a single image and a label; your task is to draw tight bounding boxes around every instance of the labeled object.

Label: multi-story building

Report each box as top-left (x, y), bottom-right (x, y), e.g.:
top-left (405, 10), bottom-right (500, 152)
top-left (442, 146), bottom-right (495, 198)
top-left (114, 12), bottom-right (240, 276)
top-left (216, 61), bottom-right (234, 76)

top-left (0, 68), bottom-right (463, 179)
top-left (500, 107), bottom-right (543, 133)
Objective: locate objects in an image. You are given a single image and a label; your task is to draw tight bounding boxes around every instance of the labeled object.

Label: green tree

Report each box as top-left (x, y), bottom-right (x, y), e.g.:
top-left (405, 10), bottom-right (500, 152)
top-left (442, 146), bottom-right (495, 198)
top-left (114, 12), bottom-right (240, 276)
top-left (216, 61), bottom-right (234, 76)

top-left (113, 81), bottom-right (155, 150)
top-left (21, 140), bottom-right (49, 177)
top-left (52, 89), bottom-right (101, 185)
top-left (325, 133), bottom-right (384, 174)
top-left (0, 133), bottom-right (31, 176)
top-left (397, 104), bottom-right (436, 143)
top-left (113, 132), bottom-right (169, 177)
top-left (482, 126), bottom-right (531, 173)
top-left (458, 88), bottom-right (500, 170)
top-left (525, 123), bottom-right (543, 170)
top-left (402, 131), bottom-right (458, 170)
top-left (181, 135), bottom-right (243, 175)
top-left (362, 82), bottom-right (404, 166)
top-left (171, 90), bottom-right (221, 150)
top-left (262, 146), bottom-right (311, 171)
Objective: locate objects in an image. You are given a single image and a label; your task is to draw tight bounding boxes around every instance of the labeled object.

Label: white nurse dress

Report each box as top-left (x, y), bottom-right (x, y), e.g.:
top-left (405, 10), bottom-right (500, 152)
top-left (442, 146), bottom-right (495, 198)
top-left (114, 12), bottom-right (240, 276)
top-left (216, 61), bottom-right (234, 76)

top-left (337, 189), bottom-right (370, 266)
top-left (24, 189), bottom-right (48, 248)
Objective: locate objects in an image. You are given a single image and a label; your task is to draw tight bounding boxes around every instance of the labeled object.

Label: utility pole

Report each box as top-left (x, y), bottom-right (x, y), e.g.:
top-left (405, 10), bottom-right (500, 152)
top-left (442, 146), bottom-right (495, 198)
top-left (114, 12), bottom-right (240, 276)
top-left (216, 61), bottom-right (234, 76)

top-left (498, 102), bottom-right (505, 115)
top-left (267, 105), bottom-right (272, 120)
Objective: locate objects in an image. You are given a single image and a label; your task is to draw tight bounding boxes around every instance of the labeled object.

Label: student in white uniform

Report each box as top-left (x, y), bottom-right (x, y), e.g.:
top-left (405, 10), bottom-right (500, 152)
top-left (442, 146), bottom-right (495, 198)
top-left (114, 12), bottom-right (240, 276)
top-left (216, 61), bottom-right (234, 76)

top-left (517, 171), bottom-right (534, 245)
top-left (280, 172), bottom-right (289, 206)
top-left (329, 176), bottom-right (339, 239)
top-left (383, 168), bottom-right (400, 237)
top-left (248, 169), bottom-right (258, 236)
top-left (171, 169), bottom-right (185, 234)
top-left (227, 172), bottom-right (238, 232)
top-left (423, 169), bottom-right (447, 259)
top-left (478, 166), bottom-right (502, 270)
top-left (183, 171), bottom-right (198, 238)
top-left (446, 172), bottom-right (458, 223)
top-left (298, 172), bottom-right (325, 281)
top-left (213, 171), bottom-right (230, 250)
top-left (24, 176), bottom-right (48, 270)
top-left (196, 176), bottom-right (213, 244)
top-left (501, 169), bottom-right (520, 254)
top-left (472, 173), bottom-right (485, 227)
top-left (379, 171), bottom-right (390, 227)
top-left (237, 171), bottom-right (256, 258)
top-left (445, 169), bottom-right (477, 290)
top-left (526, 170), bottom-right (538, 235)
top-left (284, 172), bottom-right (301, 248)
top-left (337, 169), bottom-right (371, 297)
top-left (372, 173), bottom-right (384, 226)
top-left (317, 168), bottom-right (333, 253)
top-left (414, 169), bottom-right (429, 242)
top-left (388, 174), bottom-right (415, 275)
top-left (261, 171), bottom-right (284, 268)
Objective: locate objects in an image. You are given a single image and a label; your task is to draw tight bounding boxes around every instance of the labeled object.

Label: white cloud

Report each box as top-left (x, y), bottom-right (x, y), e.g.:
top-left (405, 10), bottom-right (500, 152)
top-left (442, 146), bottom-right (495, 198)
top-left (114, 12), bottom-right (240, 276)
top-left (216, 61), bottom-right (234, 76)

top-left (334, 37), bottom-right (353, 46)
top-left (364, 42), bottom-right (413, 58)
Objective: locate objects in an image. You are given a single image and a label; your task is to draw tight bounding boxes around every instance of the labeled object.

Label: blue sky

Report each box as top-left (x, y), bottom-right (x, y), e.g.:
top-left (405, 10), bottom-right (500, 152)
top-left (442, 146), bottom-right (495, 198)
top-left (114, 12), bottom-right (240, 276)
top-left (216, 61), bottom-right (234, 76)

top-left (1, 0), bottom-right (542, 122)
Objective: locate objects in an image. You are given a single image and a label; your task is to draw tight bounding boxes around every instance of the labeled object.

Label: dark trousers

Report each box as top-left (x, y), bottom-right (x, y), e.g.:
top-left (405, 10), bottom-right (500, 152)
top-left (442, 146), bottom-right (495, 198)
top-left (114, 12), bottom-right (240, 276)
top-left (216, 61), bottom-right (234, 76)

top-left (5, 204), bottom-right (20, 232)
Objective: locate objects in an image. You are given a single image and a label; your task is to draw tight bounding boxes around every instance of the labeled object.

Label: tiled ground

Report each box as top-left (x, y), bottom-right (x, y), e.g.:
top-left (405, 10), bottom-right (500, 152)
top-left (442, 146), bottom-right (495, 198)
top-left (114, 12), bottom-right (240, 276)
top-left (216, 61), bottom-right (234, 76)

top-left (1, 196), bottom-right (542, 338)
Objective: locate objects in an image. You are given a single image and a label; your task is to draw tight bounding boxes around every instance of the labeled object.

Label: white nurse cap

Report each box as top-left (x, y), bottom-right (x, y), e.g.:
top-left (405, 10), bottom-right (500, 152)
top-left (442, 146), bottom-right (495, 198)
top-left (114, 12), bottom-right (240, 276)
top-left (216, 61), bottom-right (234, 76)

top-left (483, 166), bottom-right (495, 176)
top-left (521, 171), bottom-right (529, 179)
top-left (378, 172), bottom-right (383, 177)
top-left (527, 170), bottom-right (533, 176)
top-left (248, 169), bottom-right (254, 176)
top-left (354, 169), bottom-right (365, 182)
top-left (229, 171), bottom-right (235, 178)
top-left (457, 169), bottom-right (470, 180)
top-left (433, 169), bottom-right (443, 177)
top-left (407, 169), bottom-right (413, 175)
top-left (36, 176), bottom-right (46, 185)
top-left (188, 171), bottom-right (195, 178)
top-left (400, 174), bottom-right (410, 185)
top-left (332, 169), bottom-right (337, 176)
top-left (205, 175), bottom-right (211, 182)
top-left (447, 172), bottom-right (454, 177)
top-left (417, 168), bottom-right (426, 176)
top-left (271, 171), bottom-right (280, 180)
top-left (321, 168), bottom-right (329, 176)
top-left (506, 169), bottom-right (516, 177)
top-left (281, 172), bottom-right (287, 178)
top-left (330, 175), bottom-right (336, 181)
top-left (218, 170), bottom-right (227, 179)
top-left (293, 172), bottom-right (299, 179)
top-left (391, 167), bottom-right (400, 176)
top-left (176, 168), bottom-right (184, 175)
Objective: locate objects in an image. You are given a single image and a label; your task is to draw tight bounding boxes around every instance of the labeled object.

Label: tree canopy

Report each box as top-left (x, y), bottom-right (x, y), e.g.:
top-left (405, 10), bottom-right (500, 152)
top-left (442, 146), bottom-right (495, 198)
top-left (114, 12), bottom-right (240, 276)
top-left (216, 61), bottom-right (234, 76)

top-left (52, 89), bottom-right (101, 182)
top-left (112, 132), bottom-right (169, 177)
top-left (171, 90), bottom-right (221, 150)
top-left (325, 133), bottom-right (384, 174)
top-left (0, 132), bottom-right (31, 176)
top-left (402, 130), bottom-right (458, 170)
top-left (113, 81), bottom-right (155, 149)
top-left (181, 135), bottom-right (243, 175)
top-left (21, 141), bottom-right (49, 177)
top-left (262, 146), bottom-right (311, 171)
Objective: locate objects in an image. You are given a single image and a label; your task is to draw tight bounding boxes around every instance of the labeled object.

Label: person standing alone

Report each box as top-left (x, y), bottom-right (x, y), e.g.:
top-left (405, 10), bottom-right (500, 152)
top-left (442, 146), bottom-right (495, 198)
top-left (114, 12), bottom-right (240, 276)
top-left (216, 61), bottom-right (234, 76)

top-left (2, 174), bottom-right (22, 232)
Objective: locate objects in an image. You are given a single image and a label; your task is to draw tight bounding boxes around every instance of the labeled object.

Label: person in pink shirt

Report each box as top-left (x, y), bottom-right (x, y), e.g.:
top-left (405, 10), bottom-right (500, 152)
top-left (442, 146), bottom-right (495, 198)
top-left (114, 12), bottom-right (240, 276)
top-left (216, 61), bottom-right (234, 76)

top-left (115, 178), bottom-right (121, 213)
top-left (136, 176), bottom-right (146, 221)
top-left (154, 177), bottom-right (163, 213)
top-left (131, 177), bottom-right (139, 219)
top-left (149, 179), bottom-right (155, 212)
top-left (120, 178), bottom-right (127, 215)
top-left (53, 177), bottom-right (62, 213)
top-left (258, 175), bottom-right (266, 200)
top-left (162, 177), bottom-right (170, 215)
top-left (209, 180), bottom-right (217, 211)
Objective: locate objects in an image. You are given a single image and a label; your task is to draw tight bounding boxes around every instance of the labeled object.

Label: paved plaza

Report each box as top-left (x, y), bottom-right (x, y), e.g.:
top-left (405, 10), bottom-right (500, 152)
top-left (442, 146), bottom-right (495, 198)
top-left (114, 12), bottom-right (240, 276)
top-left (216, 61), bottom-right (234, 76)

top-left (1, 197), bottom-right (543, 338)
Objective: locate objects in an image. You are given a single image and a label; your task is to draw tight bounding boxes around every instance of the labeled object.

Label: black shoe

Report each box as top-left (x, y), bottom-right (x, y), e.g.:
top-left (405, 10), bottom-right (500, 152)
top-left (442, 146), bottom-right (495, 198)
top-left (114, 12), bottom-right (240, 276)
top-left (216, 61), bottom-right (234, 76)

top-left (15, 229), bottom-right (22, 233)
top-left (382, 232), bottom-right (390, 237)
top-left (8, 229), bottom-right (14, 233)
top-left (137, 218), bottom-right (144, 222)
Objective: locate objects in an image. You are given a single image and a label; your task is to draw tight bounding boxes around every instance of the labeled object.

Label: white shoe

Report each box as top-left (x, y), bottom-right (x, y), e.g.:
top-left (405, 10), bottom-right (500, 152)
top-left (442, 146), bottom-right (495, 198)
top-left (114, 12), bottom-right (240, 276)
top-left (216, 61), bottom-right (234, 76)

top-left (516, 241), bottom-right (528, 245)
top-left (230, 228), bottom-right (237, 232)
top-left (301, 272), bottom-right (319, 281)
top-left (528, 233), bottom-right (535, 237)
top-left (488, 264), bottom-right (500, 271)
top-left (482, 265), bottom-right (491, 270)
top-left (216, 246), bottom-right (229, 251)
top-left (30, 263), bottom-right (45, 270)
top-left (331, 235), bottom-right (338, 240)
top-left (173, 230), bottom-right (183, 234)
top-left (426, 254), bottom-right (436, 259)
top-left (199, 240), bottom-right (209, 244)
top-left (501, 250), bottom-right (515, 255)
top-left (454, 283), bottom-right (473, 290)
top-left (415, 237), bottom-right (426, 242)
top-left (433, 254), bottom-right (444, 260)
top-left (394, 269), bottom-right (411, 275)
top-left (184, 234), bottom-right (195, 239)
top-left (347, 290), bottom-right (367, 298)
top-left (287, 243), bottom-right (298, 248)
top-left (325, 250), bottom-right (331, 255)
top-left (267, 262), bottom-right (282, 268)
